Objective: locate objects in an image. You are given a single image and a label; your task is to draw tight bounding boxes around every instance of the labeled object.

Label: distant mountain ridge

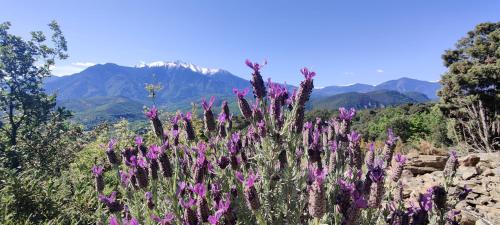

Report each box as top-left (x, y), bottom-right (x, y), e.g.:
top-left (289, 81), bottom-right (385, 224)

top-left (44, 61), bottom-right (440, 126)
top-left (312, 77), bottom-right (440, 99)
top-left (311, 90), bottom-right (430, 110)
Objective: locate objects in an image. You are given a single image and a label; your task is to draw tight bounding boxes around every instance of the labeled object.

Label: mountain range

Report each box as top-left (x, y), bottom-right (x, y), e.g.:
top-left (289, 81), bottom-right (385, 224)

top-left (44, 61), bottom-right (441, 126)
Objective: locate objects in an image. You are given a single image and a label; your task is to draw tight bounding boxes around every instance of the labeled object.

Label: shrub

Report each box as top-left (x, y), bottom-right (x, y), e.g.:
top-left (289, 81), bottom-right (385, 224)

top-left (89, 60), bottom-right (468, 225)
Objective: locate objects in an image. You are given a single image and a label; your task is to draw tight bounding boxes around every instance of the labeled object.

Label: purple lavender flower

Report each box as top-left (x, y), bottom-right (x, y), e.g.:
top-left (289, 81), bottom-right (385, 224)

top-left (365, 142), bottom-right (375, 168)
top-left (308, 167), bottom-right (328, 218)
top-left (291, 68), bottom-right (315, 132)
top-left (151, 213), bottom-right (175, 225)
top-left (147, 106), bottom-right (165, 139)
top-left (444, 150), bottom-right (459, 177)
top-left (391, 153), bottom-right (407, 182)
top-left (92, 165), bottom-right (104, 193)
top-left (99, 191), bottom-right (123, 213)
top-left (202, 96), bottom-right (216, 132)
top-left (92, 165), bottom-right (104, 177)
top-left (181, 112), bottom-right (196, 140)
top-left (347, 131), bottom-right (361, 145)
top-left (145, 105), bottom-right (158, 119)
top-left (233, 88), bottom-right (252, 119)
top-left (145, 191), bottom-right (155, 209)
top-left (338, 107), bottom-right (356, 121)
top-left (193, 183), bottom-right (207, 198)
top-left (430, 185), bottom-right (447, 209)
top-left (105, 139), bottom-right (120, 165)
top-left (109, 215), bottom-right (119, 225)
top-left (246, 59), bottom-right (267, 99)
top-left (119, 170), bottom-right (132, 187)
top-left (383, 129), bottom-right (399, 165)
top-left (368, 158), bottom-right (385, 183)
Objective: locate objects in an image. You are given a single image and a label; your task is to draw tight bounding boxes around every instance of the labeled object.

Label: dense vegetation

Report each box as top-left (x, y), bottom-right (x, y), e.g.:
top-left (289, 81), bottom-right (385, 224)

top-left (0, 21), bottom-right (497, 225)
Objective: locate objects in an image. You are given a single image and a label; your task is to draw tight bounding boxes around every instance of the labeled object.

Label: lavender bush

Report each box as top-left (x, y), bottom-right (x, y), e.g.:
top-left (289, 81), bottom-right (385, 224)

top-left (92, 60), bottom-right (467, 225)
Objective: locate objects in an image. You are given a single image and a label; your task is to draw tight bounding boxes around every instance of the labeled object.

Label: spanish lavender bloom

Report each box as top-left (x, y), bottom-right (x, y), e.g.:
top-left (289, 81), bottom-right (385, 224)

top-left (109, 215), bottom-right (119, 225)
top-left (145, 105), bottom-right (158, 119)
top-left (217, 156), bottom-right (230, 169)
top-left (365, 142), bottom-right (375, 168)
top-left (135, 136), bottom-right (147, 156)
top-left (383, 129), bottom-right (399, 165)
top-left (252, 101), bottom-right (264, 122)
top-left (202, 96), bottom-right (216, 132)
top-left (291, 68), bottom-right (315, 132)
top-left (192, 183), bottom-right (209, 222)
top-left (329, 141), bottom-right (338, 172)
top-left (182, 112), bottom-right (196, 141)
top-left (217, 113), bottom-right (228, 138)
top-left (256, 120), bottom-right (266, 138)
top-left (408, 202), bottom-right (430, 225)
top-left (221, 100), bottom-right (231, 127)
top-left (368, 158), bottom-right (385, 208)
top-left (344, 190), bottom-right (368, 225)
top-left (119, 170), bottom-right (132, 187)
top-left (130, 156), bottom-right (149, 188)
top-left (233, 88), bottom-right (252, 119)
top-left (99, 191), bottom-right (123, 213)
top-left (419, 190), bottom-right (433, 212)
top-left (211, 182), bottom-right (222, 203)
top-left (338, 107), bottom-right (356, 121)
top-left (147, 145), bottom-right (161, 180)
top-left (308, 167), bottom-right (327, 218)
top-left (146, 106), bottom-right (164, 139)
top-left (430, 185), bottom-right (447, 210)
top-left (267, 79), bottom-right (287, 122)
top-left (158, 142), bottom-right (173, 178)
top-left (443, 150), bottom-right (458, 178)
top-left (105, 139), bottom-right (120, 165)
top-left (151, 213), bottom-right (175, 225)
top-left (337, 179), bottom-right (354, 218)
top-left (237, 170), bottom-right (260, 211)
top-left (145, 191), bottom-right (155, 209)
top-left (347, 131), bottom-right (362, 169)
top-left (92, 165), bottom-right (104, 193)
top-left (122, 147), bottom-right (139, 167)
top-left (393, 181), bottom-right (404, 203)
top-left (180, 198), bottom-right (198, 225)
top-left (392, 153), bottom-right (407, 182)
top-left (246, 59), bottom-right (267, 99)
top-left (296, 67), bottom-right (315, 107)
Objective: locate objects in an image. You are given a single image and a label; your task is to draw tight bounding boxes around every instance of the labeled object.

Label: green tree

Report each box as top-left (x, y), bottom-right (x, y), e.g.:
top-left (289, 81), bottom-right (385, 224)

top-left (0, 21), bottom-right (69, 168)
top-left (438, 22), bottom-right (499, 152)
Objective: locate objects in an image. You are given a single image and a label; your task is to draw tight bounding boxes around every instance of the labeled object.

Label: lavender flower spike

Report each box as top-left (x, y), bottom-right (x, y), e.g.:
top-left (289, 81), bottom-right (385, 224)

top-left (233, 88), bottom-right (252, 119)
top-left (146, 105), bottom-right (165, 139)
top-left (202, 96), bottom-right (216, 132)
top-left (92, 165), bottom-right (104, 193)
top-left (246, 59), bottom-right (267, 99)
top-left (391, 153), bottom-right (407, 182)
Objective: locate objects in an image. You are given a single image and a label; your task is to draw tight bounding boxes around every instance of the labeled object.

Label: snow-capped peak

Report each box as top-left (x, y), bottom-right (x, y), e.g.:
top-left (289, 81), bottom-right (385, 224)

top-left (135, 60), bottom-right (221, 75)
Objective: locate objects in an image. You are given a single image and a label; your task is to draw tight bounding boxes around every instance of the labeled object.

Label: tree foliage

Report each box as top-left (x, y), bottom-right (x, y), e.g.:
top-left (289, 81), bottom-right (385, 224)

top-left (0, 21), bottom-right (72, 169)
top-left (438, 22), bottom-right (499, 152)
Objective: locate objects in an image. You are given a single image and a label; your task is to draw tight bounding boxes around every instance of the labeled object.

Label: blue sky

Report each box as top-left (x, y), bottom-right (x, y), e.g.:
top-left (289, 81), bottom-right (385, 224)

top-left (1, 0), bottom-right (499, 87)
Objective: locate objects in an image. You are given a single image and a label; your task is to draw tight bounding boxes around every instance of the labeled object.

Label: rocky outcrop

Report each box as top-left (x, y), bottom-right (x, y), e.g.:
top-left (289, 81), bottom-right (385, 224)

top-left (402, 152), bottom-right (500, 225)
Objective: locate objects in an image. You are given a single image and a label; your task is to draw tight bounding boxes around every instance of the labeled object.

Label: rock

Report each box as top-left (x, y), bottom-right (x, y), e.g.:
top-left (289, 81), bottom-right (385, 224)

top-left (406, 166), bottom-right (441, 176)
top-left (458, 166), bottom-right (479, 180)
top-left (405, 155), bottom-right (448, 175)
top-left (459, 212), bottom-right (477, 225)
top-left (407, 155), bottom-right (448, 168)
top-left (475, 219), bottom-right (488, 225)
top-left (460, 154), bottom-right (481, 167)
top-left (482, 169), bottom-right (495, 176)
top-left (476, 205), bottom-right (500, 224)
